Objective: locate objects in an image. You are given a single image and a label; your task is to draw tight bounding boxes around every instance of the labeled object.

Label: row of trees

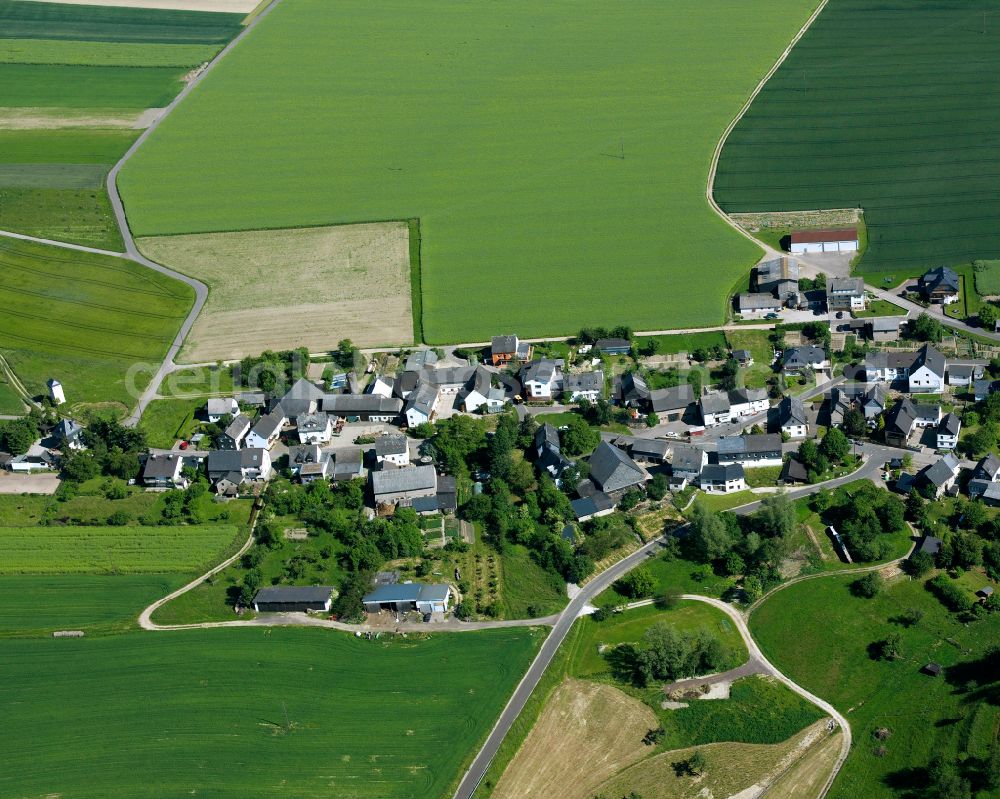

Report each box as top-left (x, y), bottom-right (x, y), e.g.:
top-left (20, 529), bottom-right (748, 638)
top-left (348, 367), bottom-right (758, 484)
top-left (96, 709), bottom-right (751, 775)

top-left (0, 411), bottom-right (41, 455)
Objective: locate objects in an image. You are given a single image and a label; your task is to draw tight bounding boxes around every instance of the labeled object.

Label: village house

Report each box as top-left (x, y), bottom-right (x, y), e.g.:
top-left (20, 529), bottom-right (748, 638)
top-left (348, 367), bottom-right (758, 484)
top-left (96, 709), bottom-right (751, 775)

top-left (648, 383), bottom-right (695, 421)
top-left (461, 366), bottom-right (508, 414)
top-left (216, 413), bottom-right (251, 451)
top-left (782, 346), bottom-right (827, 374)
top-left (856, 316), bottom-right (906, 342)
top-left (207, 447), bottom-right (272, 493)
top-left (699, 463), bottom-right (747, 494)
top-left (826, 277), bottom-right (866, 312)
top-left (974, 378), bottom-right (1000, 402)
top-left (670, 443), bottom-right (707, 490)
top-left (491, 335), bottom-right (532, 366)
top-left (276, 377), bottom-right (325, 417)
top-left (778, 395), bottom-right (810, 439)
top-left (918, 453), bottom-right (960, 498)
top-left (614, 436), bottom-right (669, 464)
top-left (920, 266), bottom-right (960, 304)
top-left (404, 383), bottom-right (439, 427)
top-left (864, 344), bottom-right (946, 393)
top-left (975, 454), bottom-right (1000, 482)
top-left (287, 444), bottom-right (326, 478)
top-left (55, 418), bottom-right (85, 451)
top-left (947, 362), bottom-right (985, 387)
top-left (728, 387), bottom-right (769, 418)
top-left (618, 372), bottom-right (650, 408)
top-left (535, 424), bottom-right (573, 481)
top-left (884, 398), bottom-right (942, 447)
top-left (141, 453), bottom-right (187, 489)
top-left (332, 448), bottom-right (364, 482)
top-left (716, 434), bottom-right (783, 467)
top-left (570, 491), bottom-right (616, 522)
top-left (789, 228), bottom-right (859, 254)
top-left (936, 413), bottom-right (961, 450)
top-left (371, 464), bottom-right (438, 507)
top-left (564, 370), bottom-right (604, 402)
top-left (700, 390), bottom-right (732, 427)
top-left (323, 394), bottom-right (402, 423)
top-left (587, 440), bottom-right (647, 494)
top-left (245, 409), bottom-right (286, 450)
top-left (372, 434), bottom-right (410, 467)
top-left (732, 349), bottom-right (754, 368)
top-left (206, 397), bottom-right (238, 424)
top-left (296, 412), bottom-right (332, 445)
top-left (520, 359), bottom-right (563, 399)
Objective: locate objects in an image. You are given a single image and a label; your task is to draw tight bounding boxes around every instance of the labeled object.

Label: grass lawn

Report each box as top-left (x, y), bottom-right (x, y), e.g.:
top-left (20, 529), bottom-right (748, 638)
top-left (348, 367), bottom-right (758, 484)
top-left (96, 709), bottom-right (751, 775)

top-left (637, 331), bottom-right (727, 356)
top-left (716, 0), bottom-right (1000, 275)
top-left (725, 328), bottom-right (774, 364)
top-left (499, 543), bottom-right (568, 619)
top-left (0, 238), bottom-right (193, 413)
top-left (751, 573), bottom-right (1000, 799)
top-left (159, 363), bottom-right (235, 397)
top-left (596, 554), bottom-right (736, 607)
top-left (692, 489), bottom-right (759, 513)
top-left (120, 0), bottom-right (818, 342)
top-left (534, 410), bottom-right (629, 435)
top-left (138, 397), bottom-right (204, 447)
top-left (0, 573), bottom-right (188, 637)
top-left (0, 626), bottom-right (543, 798)
top-left (0, 373), bottom-right (25, 414)
top-left (744, 466), bottom-right (782, 488)
top-left (853, 299), bottom-right (907, 319)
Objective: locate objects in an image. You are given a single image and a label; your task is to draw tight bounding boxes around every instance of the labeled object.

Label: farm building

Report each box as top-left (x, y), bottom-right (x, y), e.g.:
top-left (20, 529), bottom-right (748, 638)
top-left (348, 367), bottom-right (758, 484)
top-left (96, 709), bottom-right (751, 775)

top-left (252, 586), bottom-right (333, 613)
top-left (277, 377), bottom-right (325, 417)
top-left (371, 465), bottom-right (437, 506)
top-left (789, 228), bottom-right (859, 254)
top-left (736, 292), bottom-right (782, 318)
top-left (323, 394), bottom-right (403, 423)
top-left (594, 338), bottom-right (632, 355)
top-left (363, 582), bottom-right (451, 614)
top-left (404, 383), bottom-right (439, 427)
top-left (650, 384), bottom-right (695, 420)
top-left (754, 256), bottom-right (799, 301)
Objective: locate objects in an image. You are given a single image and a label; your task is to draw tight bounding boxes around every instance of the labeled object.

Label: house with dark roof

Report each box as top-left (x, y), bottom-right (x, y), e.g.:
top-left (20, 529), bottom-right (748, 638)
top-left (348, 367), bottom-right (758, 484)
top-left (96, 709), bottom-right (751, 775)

top-left (246, 409), bottom-right (286, 450)
top-left (937, 413), bottom-right (961, 450)
top-left (491, 335), bottom-right (531, 366)
top-left (827, 277), bottom-right (866, 311)
top-left (918, 535), bottom-right (943, 556)
top-left (404, 383), bottom-right (439, 428)
top-left (919, 453), bottom-right (960, 498)
top-left (828, 387), bottom-right (854, 428)
top-left (564, 370), bottom-right (604, 402)
top-left (296, 412), bottom-right (331, 445)
top-left (728, 387), bottom-right (769, 419)
top-left (670, 444), bottom-right (707, 489)
top-left (732, 349), bottom-right (754, 368)
top-left (206, 448), bottom-right (272, 492)
top-left (535, 424), bottom-right (573, 481)
top-left (920, 267), bottom-right (960, 304)
top-left (908, 344), bottom-right (946, 393)
top-left (716, 434), bottom-right (783, 467)
top-left (521, 359), bottom-right (563, 399)
top-left (323, 394), bottom-right (403, 423)
top-left (782, 346), bottom-right (827, 373)
top-left (461, 366), bottom-right (508, 414)
top-left (700, 390), bottom-right (732, 427)
top-left (141, 453), bottom-right (187, 489)
top-left (781, 457), bottom-right (809, 484)
top-left (974, 454), bottom-right (1000, 482)
top-left (754, 257), bottom-right (799, 301)
top-left (277, 377), bottom-right (325, 418)
top-left (55, 418), bottom-right (85, 451)
top-left (649, 383), bottom-right (694, 420)
top-left (332, 448), bottom-right (363, 482)
top-left (588, 440), bottom-right (647, 494)
top-left (967, 479), bottom-right (1000, 506)
top-left (363, 582), bottom-right (451, 614)
top-left (570, 491), bottom-right (616, 521)
top-left (217, 413), bottom-right (251, 451)
top-left (736, 292), bottom-right (782, 318)
top-left (884, 399), bottom-right (941, 447)
top-left (370, 465), bottom-right (437, 507)
top-left (860, 316), bottom-right (906, 342)
top-left (253, 586), bottom-right (333, 613)
top-left (946, 361), bottom-right (985, 387)
top-left (206, 397), bottom-right (238, 423)
top-left (594, 338), bottom-right (632, 355)
top-left (778, 395), bottom-right (809, 439)
top-left (619, 436), bottom-right (670, 464)
top-left (372, 434), bottom-right (409, 467)
top-left (404, 349), bottom-right (439, 373)
top-left (618, 372), bottom-right (650, 408)
top-left (287, 444), bottom-right (327, 478)
top-left (699, 463), bottom-right (747, 494)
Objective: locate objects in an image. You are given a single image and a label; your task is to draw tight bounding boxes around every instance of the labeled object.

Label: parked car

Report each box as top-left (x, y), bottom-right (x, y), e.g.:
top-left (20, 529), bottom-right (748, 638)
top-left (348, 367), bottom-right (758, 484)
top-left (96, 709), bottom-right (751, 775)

top-left (765, 313), bottom-right (779, 320)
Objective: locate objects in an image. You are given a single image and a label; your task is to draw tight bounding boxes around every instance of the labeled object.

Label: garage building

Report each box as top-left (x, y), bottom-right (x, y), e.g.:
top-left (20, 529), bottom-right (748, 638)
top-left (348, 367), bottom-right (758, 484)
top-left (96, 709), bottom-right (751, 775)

top-left (363, 582), bottom-right (452, 614)
top-left (789, 228), bottom-right (859, 254)
top-left (252, 585), bottom-right (333, 613)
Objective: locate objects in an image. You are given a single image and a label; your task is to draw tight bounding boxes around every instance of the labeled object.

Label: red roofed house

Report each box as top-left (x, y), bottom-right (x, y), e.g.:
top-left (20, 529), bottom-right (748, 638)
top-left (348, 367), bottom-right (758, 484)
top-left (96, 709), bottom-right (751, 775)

top-left (789, 228), bottom-right (859, 254)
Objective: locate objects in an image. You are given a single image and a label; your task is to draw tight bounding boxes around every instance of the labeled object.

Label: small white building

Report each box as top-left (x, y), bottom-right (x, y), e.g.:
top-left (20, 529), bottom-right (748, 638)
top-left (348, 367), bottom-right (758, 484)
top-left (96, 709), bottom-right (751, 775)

top-left (296, 412), bottom-right (332, 445)
top-left (778, 395), bottom-right (809, 440)
top-left (373, 434), bottom-right (410, 467)
top-left (789, 228), bottom-right (859, 254)
top-left (937, 413), bottom-right (961, 450)
top-left (520, 359), bottom-right (562, 400)
top-left (47, 378), bottom-right (65, 405)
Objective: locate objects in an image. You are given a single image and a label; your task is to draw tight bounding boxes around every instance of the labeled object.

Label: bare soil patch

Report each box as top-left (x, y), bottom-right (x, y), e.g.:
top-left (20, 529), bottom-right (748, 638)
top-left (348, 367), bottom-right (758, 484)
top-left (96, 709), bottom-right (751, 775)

top-left (23, 0), bottom-right (259, 11)
top-left (0, 107), bottom-right (160, 130)
top-left (492, 678), bottom-right (658, 799)
top-left (0, 473), bottom-right (60, 495)
top-left (137, 222), bottom-right (413, 362)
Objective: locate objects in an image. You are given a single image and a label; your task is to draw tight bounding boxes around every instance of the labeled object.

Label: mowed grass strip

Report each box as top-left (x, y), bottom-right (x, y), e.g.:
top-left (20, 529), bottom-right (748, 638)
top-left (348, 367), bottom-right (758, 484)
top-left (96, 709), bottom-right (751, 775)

top-left (0, 237), bottom-right (193, 406)
top-left (0, 1), bottom-right (245, 44)
top-left (120, 0), bottom-right (817, 341)
top-left (0, 38), bottom-right (220, 66)
top-left (0, 524), bottom-right (241, 574)
top-left (0, 129), bottom-right (139, 163)
top-left (0, 63), bottom-right (185, 108)
top-left (715, 0), bottom-right (1000, 273)
top-left (0, 626), bottom-right (541, 798)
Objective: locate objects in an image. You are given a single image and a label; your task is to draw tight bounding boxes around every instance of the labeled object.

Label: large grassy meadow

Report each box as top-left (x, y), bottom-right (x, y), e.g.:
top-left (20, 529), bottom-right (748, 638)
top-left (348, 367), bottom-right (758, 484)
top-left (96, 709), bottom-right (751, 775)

top-left (0, 237), bottom-right (193, 413)
top-left (0, 626), bottom-right (542, 798)
top-left (120, 0), bottom-right (818, 341)
top-left (751, 573), bottom-right (1000, 798)
top-left (715, 0), bottom-right (1000, 274)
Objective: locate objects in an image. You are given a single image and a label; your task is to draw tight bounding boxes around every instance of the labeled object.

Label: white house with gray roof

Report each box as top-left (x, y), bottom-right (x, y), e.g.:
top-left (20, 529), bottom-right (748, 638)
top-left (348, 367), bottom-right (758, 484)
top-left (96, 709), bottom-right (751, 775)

top-left (778, 395), bottom-right (809, 439)
top-left (521, 359), bottom-right (563, 399)
top-left (699, 463), bottom-right (747, 494)
top-left (217, 413), bottom-right (251, 451)
top-left (206, 397), bottom-right (238, 423)
top-left (296, 412), bottom-right (332, 445)
top-left (564, 371), bottom-right (604, 402)
top-left (372, 434), bottom-right (409, 467)
top-left (936, 413), bottom-right (961, 450)
top-left (670, 444), bottom-right (707, 489)
top-left (246, 409), bottom-right (286, 450)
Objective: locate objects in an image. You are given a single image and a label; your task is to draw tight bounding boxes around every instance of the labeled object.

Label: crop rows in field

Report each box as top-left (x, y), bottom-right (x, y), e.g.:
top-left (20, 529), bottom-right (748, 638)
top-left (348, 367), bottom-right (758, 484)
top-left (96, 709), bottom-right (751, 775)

top-left (973, 260), bottom-right (1000, 296)
top-left (120, 0), bottom-right (818, 342)
top-left (0, 237), bottom-right (193, 407)
top-left (714, 0), bottom-right (1000, 273)
top-left (0, 1), bottom-right (244, 44)
top-left (1, 627), bottom-right (541, 797)
top-left (0, 524), bottom-right (240, 574)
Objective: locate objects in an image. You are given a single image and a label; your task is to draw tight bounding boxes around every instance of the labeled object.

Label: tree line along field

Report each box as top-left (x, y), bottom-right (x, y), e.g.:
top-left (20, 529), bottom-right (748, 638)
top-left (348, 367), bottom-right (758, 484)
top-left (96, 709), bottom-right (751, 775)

top-left (0, 237), bottom-right (194, 413)
top-left (714, 0), bottom-right (1000, 275)
top-left (751, 573), bottom-right (1000, 799)
top-left (0, 627), bottom-right (542, 798)
top-left (0, 1), bottom-right (244, 250)
top-left (119, 0), bottom-right (818, 342)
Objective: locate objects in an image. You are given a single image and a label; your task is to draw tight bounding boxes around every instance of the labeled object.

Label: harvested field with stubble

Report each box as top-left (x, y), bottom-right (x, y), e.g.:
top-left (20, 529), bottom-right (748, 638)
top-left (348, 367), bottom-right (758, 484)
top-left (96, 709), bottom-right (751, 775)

top-left (138, 222), bottom-right (413, 361)
top-left (491, 678), bottom-right (659, 799)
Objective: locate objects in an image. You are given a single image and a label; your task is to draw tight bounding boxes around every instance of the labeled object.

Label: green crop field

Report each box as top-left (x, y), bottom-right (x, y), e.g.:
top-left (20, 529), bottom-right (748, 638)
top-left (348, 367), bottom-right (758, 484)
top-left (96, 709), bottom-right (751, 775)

top-left (0, 1), bottom-right (245, 44)
top-left (0, 573), bottom-right (188, 635)
top-left (974, 259), bottom-right (1000, 296)
top-left (0, 38), bottom-right (220, 67)
top-left (0, 524), bottom-right (242, 574)
top-left (0, 129), bottom-right (139, 163)
top-left (120, 0), bottom-right (817, 342)
top-left (0, 237), bottom-right (193, 412)
top-left (0, 63), bottom-right (185, 108)
top-left (0, 186), bottom-right (124, 250)
top-left (715, 0), bottom-right (1000, 274)
top-left (751, 573), bottom-right (1000, 798)
top-left (0, 627), bottom-right (541, 798)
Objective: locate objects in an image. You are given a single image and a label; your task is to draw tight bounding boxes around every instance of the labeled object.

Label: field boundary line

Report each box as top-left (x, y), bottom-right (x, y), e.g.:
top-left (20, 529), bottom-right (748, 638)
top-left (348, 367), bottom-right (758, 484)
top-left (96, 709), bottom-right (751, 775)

top-left (101, 0), bottom-right (286, 427)
top-left (704, 0), bottom-right (831, 258)
top-left (0, 228), bottom-right (127, 259)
